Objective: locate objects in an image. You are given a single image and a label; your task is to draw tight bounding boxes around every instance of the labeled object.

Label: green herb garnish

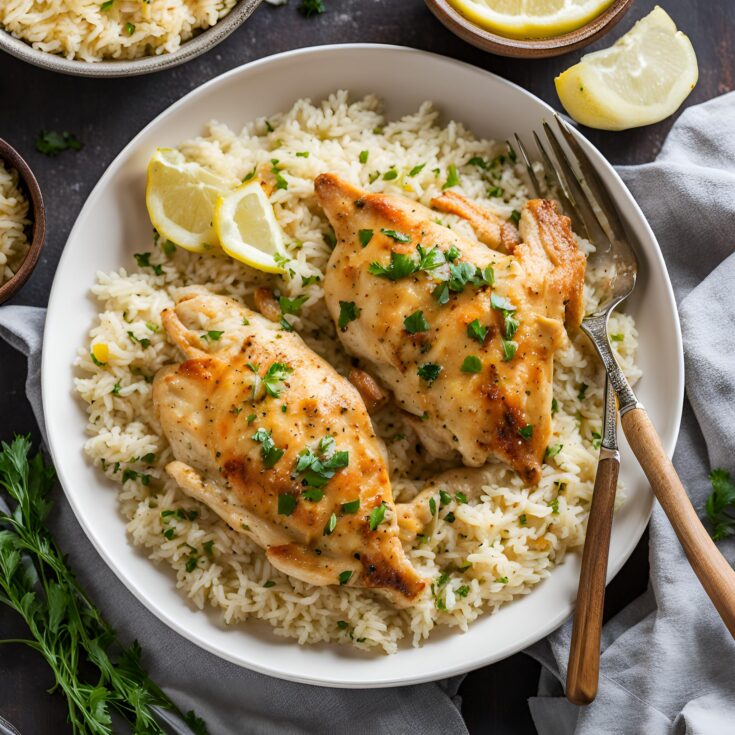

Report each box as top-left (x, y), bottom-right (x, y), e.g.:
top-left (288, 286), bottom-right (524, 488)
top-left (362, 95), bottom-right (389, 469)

top-left (36, 130), bottom-right (83, 157)
top-left (341, 499), bottom-right (360, 514)
top-left (417, 362), bottom-right (442, 384)
top-left (338, 301), bottom-right (361, 330)
top-left (403, 310), bottom-right (430, 334)
top-left (380, 228), bottom-right (411, 243)
top-left (518, 424), bottom-right (533, 441)
top-left (510, 209), bottom-right (521, 225)
top-left (278, 294), bottom-right (308, 316)
top-left (359, 150), bottom-right (368, 163)
top-left (358, 229), bottom-right (373, 247)
top-left (442, 164), bottom-right (460, 190)
top-left (467, 319), bottom-right (488, 344)
top-left (705, 468), bottom-right (735, 540)
top-left (368, 502), bottom-right (388, 531)
top-left (294, 436), bottom-right (349, 489)
top-left (277, 493), bottom-right (297, 515)
top-left (252, 428), bottom-right (285, 468)
top-left (461, 356), bottom-right (482, 373)
top-left (382, 168), bottom-right (398, 181)
top-left (408, 163), bottom-right (426, 177)
top-left (338, 570), bottom-right (353, 586)
top-left (323, 513), bottom-right (337, 536)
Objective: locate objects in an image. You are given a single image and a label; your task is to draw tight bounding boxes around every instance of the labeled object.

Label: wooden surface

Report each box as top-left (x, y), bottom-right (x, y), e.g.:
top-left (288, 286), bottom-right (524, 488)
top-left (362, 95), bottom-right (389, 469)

top-left (0, 1), bottom-right (731, 732)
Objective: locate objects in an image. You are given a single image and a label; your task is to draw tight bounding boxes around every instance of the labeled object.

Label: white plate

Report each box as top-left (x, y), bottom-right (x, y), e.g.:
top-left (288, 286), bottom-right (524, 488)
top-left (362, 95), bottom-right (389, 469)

top-left (42, 44), bottom-right (683, 688)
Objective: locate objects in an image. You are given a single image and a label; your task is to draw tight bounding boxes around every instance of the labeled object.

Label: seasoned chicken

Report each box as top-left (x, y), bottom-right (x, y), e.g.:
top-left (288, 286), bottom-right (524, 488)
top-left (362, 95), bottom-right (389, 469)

top-left (316, 174), bottom-right (586, 485)
top-left (152, 287), bottom-right (425, 606)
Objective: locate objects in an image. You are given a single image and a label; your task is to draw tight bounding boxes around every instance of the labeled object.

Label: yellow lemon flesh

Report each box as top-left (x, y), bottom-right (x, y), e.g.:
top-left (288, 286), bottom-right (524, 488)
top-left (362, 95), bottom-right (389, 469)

top-left (213, 181), bottom-right (286, 274)
top-left (146, 149), bottom-right (234, 253)
top-left (555, 6), bottom-right (698, 130)
top-left (447, 0), bottom-right (615, 39)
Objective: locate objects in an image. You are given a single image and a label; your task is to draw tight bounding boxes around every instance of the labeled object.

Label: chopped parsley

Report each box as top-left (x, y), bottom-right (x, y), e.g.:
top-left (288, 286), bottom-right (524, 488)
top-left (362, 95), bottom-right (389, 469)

top-left (295, 151), bottom-right (309, 158)
top-left (201, 330), bottom-right (223, 343)
top-left (442, 164), bottom-right (460, 190)
top-left (551, 397), bottom-right (559, 414)
top-left (519, 514), bottom-right (527, 526)
top-left (487, 186), bottom-right (504, 198)
top-left (359, 150), bottom-right (368, 163)
top-left (368, 501), bottom-right (388, 531)
top-left (409, 163), bottom-right (426, 177)
top-left (456, 491), bottom-right (468, 504)
top-left (323, 513), bottom-right (337, 536)
top-left (250, 361), bottom-right (292, 401)
top-left (461, 355), bottom-right (482, 374)
top-left (403, 310), bottom-right (430, 334)
top-left (111, 382), bottom-right (122, 396)
top-left (252, 428), bottom-right (285, 468)
top-left (545, 444), bottom-right (563, 459)
top-left (382, 168), bottom-right (398, 181)
top-left (368, 251), bottom-right (417, 281)
top-left (277, 493), bottom-right (297, 516)
top-left (161, 239), bottom-right (177, 257)
top-left (496, 576), bottom-right (509, 584)
top-left (467, 319), bottom-right (488, 344)
top-left (610, 333), bottom-right (624, 342)
top-left (338, 301), bottom-right (361, 330)
top-left (705, 468), bottom-right (735, 540)
top-left (548, 498), bottom-right (560, 514)
top-left (467, 156), bottom-right (487, 169)
top-left (456, 585), bottom-right (470, 598)
top-left (445, 246), bottom-right (460, 262)
top-left (358, 229), bottom-right (373, 247)
top-left (501, 339), bottom-right (518, 361)
top-left (578, 383), bottom-right (589, 401)
top-left (270, 159), bottom-right (288, 190)
top-left (124, 21), bottom-right (135, 35)
top-left (264, 580), bottom-right (276, 588)
top-left (380, 228), bottom-right (411, 243)
top-left (242, 166), bottom-right (257, 182)
top-left (444, 512), bottom-right (456, 523)
top-left (338, 570), bottom-right (353, 586)
top-left (448, 262), bottom-right (475, 292)
top-left (439, 490), bottom-right (451, 506)
top-left (591, 431), bottom-right (602, 450)
top-left (127, 331), bottom-right (151, 349)
top-left (278, 294), bottom-right (308, 315)
top-left (510, 209), bottom-right (521, 226)
top-left (433, 282), bottom-right (450, 305)
top-left (368, 171), bottom-right (380, 183)
top-left (337, 619), bottom-right (349, 630)
top-left (279, 316), bottom-right (294, 332)
top-left (294, 435), bottom-right (349, 489)
top-left (417, 362), bottom-right (442, 384)
top-left (429, 497), bottom-right (437, 516)
top-left (341, 499), bottom-right (360, 514)
top-left (490, 293), bottom-right (515, 312)
top-left (518, 424), bottom-right (533, 441)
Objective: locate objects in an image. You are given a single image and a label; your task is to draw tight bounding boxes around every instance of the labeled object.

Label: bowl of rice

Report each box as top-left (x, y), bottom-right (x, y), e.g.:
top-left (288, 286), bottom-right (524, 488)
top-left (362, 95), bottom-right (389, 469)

top-left (0, 0), bottom-right (262, 77)
top-left (0, 139), bottom-right (45, 304)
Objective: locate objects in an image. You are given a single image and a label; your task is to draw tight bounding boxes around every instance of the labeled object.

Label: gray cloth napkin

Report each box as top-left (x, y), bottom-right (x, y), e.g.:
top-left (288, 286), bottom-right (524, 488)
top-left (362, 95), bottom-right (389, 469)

top-left (526, 92), bottom-right (735, 734)
top-left (3, 91), bottom-right (735, 735)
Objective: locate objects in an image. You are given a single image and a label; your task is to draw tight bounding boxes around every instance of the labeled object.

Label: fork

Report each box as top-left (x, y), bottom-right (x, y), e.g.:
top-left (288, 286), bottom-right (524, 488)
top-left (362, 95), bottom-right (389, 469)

top-left (514, 126), bottom-right (621, 705)
top-left (513, 115), bottom-right (735, 700)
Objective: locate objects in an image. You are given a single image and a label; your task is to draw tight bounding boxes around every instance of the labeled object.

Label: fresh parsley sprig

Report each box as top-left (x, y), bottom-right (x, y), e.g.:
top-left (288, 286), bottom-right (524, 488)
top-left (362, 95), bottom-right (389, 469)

top-left (705, 468), bottom-right (735, 541)
top-left (0, 436), bottom-right (208, 735)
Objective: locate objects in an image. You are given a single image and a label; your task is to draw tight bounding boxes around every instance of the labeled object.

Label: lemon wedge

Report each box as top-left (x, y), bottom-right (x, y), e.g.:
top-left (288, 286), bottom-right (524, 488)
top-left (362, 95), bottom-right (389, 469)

top-left (447, 0), bottom-right (615, 39)
top-left (213, 181), bottom-right (286, 273)
top-left (555, 6), bottom-right (698, 130)
top-left (146, 149), bottom-right (234, 253)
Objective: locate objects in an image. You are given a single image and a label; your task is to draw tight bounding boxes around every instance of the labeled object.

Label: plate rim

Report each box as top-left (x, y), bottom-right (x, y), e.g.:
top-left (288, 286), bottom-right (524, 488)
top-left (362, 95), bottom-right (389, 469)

top-left (41, 43), bottom-right (684, 688)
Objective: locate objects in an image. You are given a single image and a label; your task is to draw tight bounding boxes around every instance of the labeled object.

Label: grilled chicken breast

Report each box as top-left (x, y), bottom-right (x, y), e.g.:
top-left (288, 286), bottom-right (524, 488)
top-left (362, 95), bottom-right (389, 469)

top-left (316, 174), bottom-right (585, 485)
top-left (152, 287), bottom-right (425, 606)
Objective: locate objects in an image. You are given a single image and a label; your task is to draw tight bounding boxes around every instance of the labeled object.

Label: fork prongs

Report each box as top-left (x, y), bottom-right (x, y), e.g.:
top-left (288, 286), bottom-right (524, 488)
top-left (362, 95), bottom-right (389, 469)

top-left (541, 120), bottom-right (611, 245)
top-left (513, 134), bottom-right (542, 198)
top-left (553, 114), bottom-right (629, 246)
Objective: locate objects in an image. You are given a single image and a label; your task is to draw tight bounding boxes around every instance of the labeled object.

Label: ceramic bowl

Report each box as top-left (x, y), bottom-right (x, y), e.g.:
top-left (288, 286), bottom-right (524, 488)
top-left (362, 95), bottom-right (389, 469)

top-left (0, 139), bottom-right (45, 304)
top-left (0, 0), bottom-right (262, 78)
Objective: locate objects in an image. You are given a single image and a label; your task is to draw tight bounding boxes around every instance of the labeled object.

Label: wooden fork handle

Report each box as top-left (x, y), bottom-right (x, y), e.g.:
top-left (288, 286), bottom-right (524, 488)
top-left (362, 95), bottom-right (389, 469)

top-left (566, 455), bottom-right (619, 705)
top-left (621, 407), bottom-right (735, 638)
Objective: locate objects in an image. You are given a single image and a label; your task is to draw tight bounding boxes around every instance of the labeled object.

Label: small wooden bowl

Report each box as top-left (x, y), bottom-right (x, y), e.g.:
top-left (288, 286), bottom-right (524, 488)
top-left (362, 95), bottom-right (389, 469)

top-left (426, 0), bottom-right (632, 58)
top-left (0, 139), bottom-right (46, 304)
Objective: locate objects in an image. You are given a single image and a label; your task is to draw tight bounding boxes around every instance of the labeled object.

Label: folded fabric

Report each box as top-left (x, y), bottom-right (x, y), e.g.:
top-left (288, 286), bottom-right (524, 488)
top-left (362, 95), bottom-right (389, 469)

top-left (527, 92), bottom-right (735, 734)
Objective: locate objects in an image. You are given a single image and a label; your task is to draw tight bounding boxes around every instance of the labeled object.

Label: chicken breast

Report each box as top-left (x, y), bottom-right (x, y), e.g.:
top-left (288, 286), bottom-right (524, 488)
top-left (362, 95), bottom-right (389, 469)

top-left (152, 287), bottom-right (425, 606)
top-left (315, 174), bottom-right (585, 485)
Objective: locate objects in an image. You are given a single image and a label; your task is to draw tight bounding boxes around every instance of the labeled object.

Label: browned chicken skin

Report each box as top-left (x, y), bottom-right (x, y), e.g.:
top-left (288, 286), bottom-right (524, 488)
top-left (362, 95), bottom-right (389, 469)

top-left (315, 174), bottom-right (586, 485)
top-left (152, 288), bottom-right (425, 606)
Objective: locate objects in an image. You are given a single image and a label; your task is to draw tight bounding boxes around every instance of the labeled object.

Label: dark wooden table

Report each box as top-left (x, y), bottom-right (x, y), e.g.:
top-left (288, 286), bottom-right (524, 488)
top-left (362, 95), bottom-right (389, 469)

top-left (0, 1), bottom-right (731, 732)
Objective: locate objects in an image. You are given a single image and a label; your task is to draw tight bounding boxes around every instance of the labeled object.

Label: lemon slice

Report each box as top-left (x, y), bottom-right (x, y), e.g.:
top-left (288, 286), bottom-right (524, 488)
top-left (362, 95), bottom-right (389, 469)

top-left (213, 181), bottom-right (286, 273)
top-left (555, 6), bottom-right (698, 130)
top-left (447, 0), bottom-right (615, 39)
top-left (146, 148), bottom-right (234, 253)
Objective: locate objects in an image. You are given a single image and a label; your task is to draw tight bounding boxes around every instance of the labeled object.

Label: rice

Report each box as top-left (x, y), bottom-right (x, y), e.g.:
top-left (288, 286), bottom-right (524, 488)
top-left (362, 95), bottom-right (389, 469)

top-left (0, 0), bottom-right (237, 62)
top-left (74, 92), bottom-right (641, 654)
top-left (0, 160), bottom-right (30, 288)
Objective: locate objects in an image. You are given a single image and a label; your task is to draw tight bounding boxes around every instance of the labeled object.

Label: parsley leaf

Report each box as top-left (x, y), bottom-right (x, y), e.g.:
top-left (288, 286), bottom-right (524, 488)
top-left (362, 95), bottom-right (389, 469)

top-left (545, 444), bottom-right (563, 459)
top-left (323, 512), bottom-right (337, 536)
top-left (578, 383), bottom-right (589, 401)
top-left (501, 339), bottom-right (518, 361)
top-left (518, 424), bottom-right (533, 441)
top-left (416, 244), bottom-right (446, 271)
top-left (382, 168), bottom-right (398, 181)
top-left (368, 251), bottom-right (417, 281)
top-left (278, 493), bottom-right (297, 515)
top-left (294, 436), bottom-right (349, 489)
top-left (448, 262), bottom-right (476, 292)
top-left (369, 501), bottom-right (388, 531)
top-left (252, 428), bottom-right (284, 468)
top-left (380, 228), bottom-right (411, 243)
top-left (432, 281), bottom-right (450, 305)
top-left (338, 570), bottom-right (353, 585)
top-left (409, 163), bottom-right (426, 177)
top-left (341, 499), bottom-right (360, 514)
top-left (278, 294), bottom-right (308, 315)
top-left (358, 229), bottom-right (373, 247)
top-left (467, 319), bottom-right (488, 344)
top-left (442, 164), bottom-right (460, 190)
top-left (403, 310), bottom-right (430, 334)
top-left (359, 150), bottom-right (368, 163)
top-left (36, 130), bottom-right (83, 156)
top-left (201, 330), bottom-right (223, 343)
top-left (705, 468), bottom-right (735, 541)
top-left (510, 209), bottom-right (521, 225)
top-left (418, 362), bottom-right (442, 384)
top-left (461, 355), bottom-right (482, 373)
top-left (490, 293), bottom-right (515, 312)
top-left (338, 300), bottom-right (361, 330)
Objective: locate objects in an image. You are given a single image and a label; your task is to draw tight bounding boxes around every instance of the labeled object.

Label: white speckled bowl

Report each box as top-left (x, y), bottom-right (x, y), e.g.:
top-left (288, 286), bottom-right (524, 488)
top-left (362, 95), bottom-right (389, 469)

top-left (0, 0), bottom-right (262, 77)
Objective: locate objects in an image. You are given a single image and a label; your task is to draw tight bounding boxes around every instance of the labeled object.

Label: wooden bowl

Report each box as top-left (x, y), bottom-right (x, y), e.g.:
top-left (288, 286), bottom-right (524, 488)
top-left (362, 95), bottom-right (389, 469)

top-left (0, 139), bottom-right (46, 304)
top-left (426, 0), bottom-right (633, 58)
